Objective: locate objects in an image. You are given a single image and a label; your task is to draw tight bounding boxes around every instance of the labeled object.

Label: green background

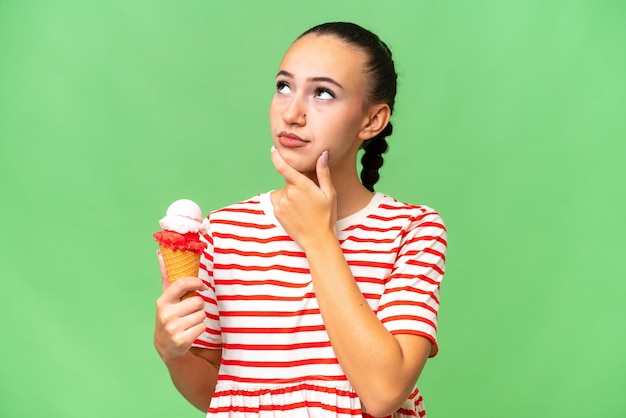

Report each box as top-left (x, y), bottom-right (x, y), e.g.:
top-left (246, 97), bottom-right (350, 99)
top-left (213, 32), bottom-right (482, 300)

top-left (1, 1), bottom-right (625, 417)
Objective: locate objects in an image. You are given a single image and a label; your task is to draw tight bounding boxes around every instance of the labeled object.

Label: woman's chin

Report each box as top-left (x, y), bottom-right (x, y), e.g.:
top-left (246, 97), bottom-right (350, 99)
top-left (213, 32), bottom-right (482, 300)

top-left (282, 155), bottom-right (317, 176)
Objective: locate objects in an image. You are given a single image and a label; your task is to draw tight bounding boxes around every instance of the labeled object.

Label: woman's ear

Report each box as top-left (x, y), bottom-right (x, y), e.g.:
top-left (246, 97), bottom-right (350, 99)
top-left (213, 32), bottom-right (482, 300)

top-left (358, 104), bottom-right (391, 141)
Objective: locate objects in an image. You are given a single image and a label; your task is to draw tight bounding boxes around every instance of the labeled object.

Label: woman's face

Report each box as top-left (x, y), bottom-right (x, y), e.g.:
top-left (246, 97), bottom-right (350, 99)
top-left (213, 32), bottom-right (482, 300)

top-left (269, 34), bottom-right (373, 176)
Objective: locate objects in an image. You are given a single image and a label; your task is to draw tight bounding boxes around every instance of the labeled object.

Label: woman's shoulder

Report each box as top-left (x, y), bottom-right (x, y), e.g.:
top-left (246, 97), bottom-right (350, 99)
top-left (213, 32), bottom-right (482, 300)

top-left (373, 193), bottom-right (447, 250)
top-left (205, 191), bottom-right (274, 222)
top-left (374, 192), bottom-right (444, 223)
top-left (338, 192), bottom-right (445, 238)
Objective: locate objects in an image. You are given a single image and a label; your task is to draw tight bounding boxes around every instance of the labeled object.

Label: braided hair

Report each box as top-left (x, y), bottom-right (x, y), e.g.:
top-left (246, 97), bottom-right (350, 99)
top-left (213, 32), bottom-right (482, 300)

top-left (299, 22), bottom-right (397, 192)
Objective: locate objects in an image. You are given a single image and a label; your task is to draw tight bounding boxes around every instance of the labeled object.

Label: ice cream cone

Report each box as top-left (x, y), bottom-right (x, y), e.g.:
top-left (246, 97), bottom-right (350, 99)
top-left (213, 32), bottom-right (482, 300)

top-left (154, 199), bottom-right (209, 300)
top-left (159, 244), bottom-right (201, 299)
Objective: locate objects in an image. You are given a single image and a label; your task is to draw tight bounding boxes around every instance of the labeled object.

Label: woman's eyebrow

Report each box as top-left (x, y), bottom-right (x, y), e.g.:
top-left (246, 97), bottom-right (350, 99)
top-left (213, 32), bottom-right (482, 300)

top-left (310, 76), bottom-right (343, 89)
top-left (276, 70), bottom-right (344, 89)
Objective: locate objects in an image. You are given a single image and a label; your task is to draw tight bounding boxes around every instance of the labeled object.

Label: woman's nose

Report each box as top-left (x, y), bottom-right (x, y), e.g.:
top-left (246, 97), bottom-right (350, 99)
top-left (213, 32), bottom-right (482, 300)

top-left (282, 96), bottom-right (306, 125)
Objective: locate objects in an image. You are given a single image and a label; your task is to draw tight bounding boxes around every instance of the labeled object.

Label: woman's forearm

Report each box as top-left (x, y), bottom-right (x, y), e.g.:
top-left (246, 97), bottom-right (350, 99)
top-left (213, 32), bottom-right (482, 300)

top-left (305, 235), bottom-right (431, 417)
top-left (162, 348), bottom-right (220, 412)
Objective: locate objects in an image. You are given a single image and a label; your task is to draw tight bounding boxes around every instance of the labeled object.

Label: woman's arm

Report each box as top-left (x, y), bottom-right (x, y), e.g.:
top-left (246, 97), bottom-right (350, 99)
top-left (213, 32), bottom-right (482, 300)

top-left (305, 238), bottom-right (432, 417)
top-left (154, 253), bottom-right (222, 411)
top-left (160, 346), bottom-right (221, 411)
top-left (270, 150), bottom-right (440, 417)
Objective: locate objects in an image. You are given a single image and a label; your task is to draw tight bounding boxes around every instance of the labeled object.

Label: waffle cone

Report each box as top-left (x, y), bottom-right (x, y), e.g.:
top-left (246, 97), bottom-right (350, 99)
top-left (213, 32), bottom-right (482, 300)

top-left (159, 244), bottom-right (201, 299)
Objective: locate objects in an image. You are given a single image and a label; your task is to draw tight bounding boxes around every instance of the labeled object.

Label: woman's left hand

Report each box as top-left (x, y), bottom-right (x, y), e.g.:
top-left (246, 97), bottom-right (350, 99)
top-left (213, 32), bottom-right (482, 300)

top-left (270, 147), bottom-right (337, 250)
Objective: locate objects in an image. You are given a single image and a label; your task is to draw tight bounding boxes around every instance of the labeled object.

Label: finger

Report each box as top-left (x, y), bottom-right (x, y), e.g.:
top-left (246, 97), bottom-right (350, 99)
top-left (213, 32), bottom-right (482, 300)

top-left (168, 277), bottom-right (206, 302)
top-left (178, 308), bottom-right (207, 331)
top-left (163, 297), bottom-right (205, 327)
top-left (187, 321), bottom-right (207, 341)
top-left (315, 150), bottom-right (334, 196)
top-left (156, 289), bottom-right (204, 327)
top-left (270, 145), bottom-right (307, 186)
top-left (179, 321), bottom-right (207, 346)
top-left (157, 250), bottom-right (170, 293)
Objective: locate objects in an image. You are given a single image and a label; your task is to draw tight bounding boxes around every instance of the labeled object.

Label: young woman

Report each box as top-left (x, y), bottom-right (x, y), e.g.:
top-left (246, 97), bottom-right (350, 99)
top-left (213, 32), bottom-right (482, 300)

top-left (154, 22), bottom-right (447, 418)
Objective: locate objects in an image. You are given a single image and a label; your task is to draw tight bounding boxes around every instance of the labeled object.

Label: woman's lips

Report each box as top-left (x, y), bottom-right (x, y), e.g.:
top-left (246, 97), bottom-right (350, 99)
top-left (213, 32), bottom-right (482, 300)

top-left (278, 131), bottom-right (309, 148)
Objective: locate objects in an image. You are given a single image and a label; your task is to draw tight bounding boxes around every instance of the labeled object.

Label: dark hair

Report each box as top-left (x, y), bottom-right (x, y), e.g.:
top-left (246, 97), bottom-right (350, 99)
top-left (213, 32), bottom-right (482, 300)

top-left (299, 22), bottom-right (397, 192)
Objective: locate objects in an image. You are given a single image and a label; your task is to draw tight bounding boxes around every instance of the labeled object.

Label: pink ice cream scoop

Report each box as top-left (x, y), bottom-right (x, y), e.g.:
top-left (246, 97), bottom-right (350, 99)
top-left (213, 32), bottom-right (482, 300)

top-left (159, 199), bottom-right (209, 234)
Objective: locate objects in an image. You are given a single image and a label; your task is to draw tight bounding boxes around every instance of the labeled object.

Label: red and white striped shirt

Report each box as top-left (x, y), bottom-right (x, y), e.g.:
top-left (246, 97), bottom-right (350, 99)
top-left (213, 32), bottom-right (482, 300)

top-left (193, 192), bottom-right (447, 417)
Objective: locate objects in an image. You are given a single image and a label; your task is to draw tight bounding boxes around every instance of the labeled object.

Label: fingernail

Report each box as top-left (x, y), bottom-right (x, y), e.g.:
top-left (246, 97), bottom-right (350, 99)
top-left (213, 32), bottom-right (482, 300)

top-left (271, 145), bottom-right (276, 153)
top-left (321, 150), bottom-right (328, 165)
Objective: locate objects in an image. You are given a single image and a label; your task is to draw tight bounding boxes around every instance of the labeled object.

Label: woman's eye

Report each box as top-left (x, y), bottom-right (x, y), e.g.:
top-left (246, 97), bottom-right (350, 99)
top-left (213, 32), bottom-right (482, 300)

top-left (315, 88), bottom-right (335, 100)
top-left (276, 81), bottom-right (292, 94)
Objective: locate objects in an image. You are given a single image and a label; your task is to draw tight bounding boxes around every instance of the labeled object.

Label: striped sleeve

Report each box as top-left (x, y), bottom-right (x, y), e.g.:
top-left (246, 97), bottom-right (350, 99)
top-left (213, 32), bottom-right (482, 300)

top-left (376, 207), bottom-right (447, 357)
top-left (192, 216), bottom-right (222, 349)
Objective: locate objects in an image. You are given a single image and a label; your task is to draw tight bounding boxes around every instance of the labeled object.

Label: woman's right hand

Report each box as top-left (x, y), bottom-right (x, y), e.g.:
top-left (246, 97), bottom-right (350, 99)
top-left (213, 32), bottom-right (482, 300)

top-left (154, 250), bottom-right (207, 361)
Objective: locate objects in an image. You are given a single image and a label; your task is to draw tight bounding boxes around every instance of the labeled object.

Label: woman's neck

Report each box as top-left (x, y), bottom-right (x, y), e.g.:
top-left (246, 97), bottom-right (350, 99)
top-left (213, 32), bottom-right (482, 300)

top-left (333, 177), bottom-right (374, 221)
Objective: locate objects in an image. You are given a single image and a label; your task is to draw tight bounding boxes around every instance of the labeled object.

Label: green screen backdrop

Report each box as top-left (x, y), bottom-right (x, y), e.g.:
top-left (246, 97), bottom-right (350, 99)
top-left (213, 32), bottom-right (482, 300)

top-left (1, 1), bottom-right (625, 417)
